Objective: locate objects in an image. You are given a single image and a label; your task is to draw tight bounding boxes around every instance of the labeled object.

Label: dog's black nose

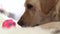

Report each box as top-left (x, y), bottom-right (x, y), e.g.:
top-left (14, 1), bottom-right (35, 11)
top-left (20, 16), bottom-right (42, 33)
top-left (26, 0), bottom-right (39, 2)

top-left (17, 20), bottom-right (26, 27)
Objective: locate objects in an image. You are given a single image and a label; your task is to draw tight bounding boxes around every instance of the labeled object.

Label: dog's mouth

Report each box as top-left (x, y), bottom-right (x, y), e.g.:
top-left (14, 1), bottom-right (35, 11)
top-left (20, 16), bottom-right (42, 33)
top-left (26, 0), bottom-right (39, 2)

top-left (17, 20), bottom-right (40, 27)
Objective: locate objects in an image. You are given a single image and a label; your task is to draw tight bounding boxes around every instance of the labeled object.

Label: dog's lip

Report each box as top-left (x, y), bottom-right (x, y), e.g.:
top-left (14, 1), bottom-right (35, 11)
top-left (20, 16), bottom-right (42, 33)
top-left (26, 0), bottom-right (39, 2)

top-left (20, 24), bottom-right (40, 27)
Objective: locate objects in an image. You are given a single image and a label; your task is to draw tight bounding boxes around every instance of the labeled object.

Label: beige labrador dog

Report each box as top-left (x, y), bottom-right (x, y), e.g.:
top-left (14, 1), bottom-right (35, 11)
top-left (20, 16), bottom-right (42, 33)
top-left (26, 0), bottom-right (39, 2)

top-left (18, 0), bottom-right (60, 33)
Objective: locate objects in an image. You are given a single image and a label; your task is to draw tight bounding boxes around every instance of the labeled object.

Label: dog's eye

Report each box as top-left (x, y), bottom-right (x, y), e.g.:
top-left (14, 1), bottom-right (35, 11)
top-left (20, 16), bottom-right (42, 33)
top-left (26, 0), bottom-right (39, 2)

top-left (27, 4), bottom-right (33, 9)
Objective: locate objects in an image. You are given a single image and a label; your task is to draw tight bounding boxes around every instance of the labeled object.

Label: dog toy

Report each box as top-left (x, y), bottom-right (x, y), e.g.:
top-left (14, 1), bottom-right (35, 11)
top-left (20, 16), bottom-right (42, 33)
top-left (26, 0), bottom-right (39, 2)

top-left (2, 19), bottom-right (16, 29)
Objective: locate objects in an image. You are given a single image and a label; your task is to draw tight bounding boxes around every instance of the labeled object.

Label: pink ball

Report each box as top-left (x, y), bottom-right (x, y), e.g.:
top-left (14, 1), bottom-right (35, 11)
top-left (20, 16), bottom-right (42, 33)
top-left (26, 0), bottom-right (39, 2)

top-left (2, 19), bottom-right (16, 29)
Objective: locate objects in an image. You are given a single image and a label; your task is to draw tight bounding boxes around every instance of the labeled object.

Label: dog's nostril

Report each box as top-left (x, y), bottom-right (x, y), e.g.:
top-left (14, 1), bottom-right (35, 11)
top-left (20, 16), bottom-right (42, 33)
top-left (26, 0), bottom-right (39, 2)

top-left (27, 4), bottom-right (33, 9)
top-left (17, 20), bottom-right (25, 26)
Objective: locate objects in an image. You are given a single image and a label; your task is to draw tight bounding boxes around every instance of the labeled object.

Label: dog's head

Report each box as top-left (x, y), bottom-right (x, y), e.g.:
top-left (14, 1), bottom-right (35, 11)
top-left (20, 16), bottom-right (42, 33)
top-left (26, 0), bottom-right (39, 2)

top-left (18, 0), bottom-right (58, 27)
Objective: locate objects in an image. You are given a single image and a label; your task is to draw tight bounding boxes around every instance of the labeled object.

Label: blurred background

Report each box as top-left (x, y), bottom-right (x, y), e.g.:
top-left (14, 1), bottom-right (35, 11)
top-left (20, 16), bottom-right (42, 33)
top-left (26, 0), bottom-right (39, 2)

top-left (0, 0), bottom-right (25, 20)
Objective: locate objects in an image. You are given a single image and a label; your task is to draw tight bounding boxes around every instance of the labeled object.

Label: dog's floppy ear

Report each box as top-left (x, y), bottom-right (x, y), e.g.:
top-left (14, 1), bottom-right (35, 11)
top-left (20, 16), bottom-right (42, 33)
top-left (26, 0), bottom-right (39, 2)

top-left (40, 0), bottom-right (57, 14)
